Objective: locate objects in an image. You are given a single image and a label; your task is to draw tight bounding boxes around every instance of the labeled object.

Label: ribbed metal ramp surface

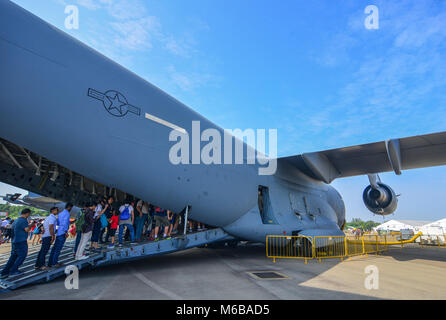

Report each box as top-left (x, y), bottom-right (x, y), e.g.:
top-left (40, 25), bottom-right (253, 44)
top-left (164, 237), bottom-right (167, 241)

top-left (0, 228), bottom-right (232, 291)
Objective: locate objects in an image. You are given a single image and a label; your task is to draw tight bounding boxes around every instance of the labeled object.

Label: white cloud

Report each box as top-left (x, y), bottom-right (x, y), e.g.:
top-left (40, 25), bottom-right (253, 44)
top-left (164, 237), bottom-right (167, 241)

top-left (111, 16), bottom-right (161, 50)
top-left (76, 0), bottom-right (100, 10)
top-left (105, 0), bottom-right (147, 20)
top-left (164, 36), bottom-right (190, 57)
top-left (73, 0), bottom-right (202, 58)
top-left (313, 33), bottom-right (357, 67)
top-left (305, 1), bottom-right (446, 148)
top-left (52, 0), bottom-right (217, 93)
top-left (167, 65), bottom-right (216, 91)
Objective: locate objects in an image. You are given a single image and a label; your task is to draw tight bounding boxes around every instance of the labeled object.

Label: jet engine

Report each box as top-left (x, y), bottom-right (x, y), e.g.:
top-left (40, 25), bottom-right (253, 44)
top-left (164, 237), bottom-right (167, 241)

top-left (362, 174), bottom-right (398, 215)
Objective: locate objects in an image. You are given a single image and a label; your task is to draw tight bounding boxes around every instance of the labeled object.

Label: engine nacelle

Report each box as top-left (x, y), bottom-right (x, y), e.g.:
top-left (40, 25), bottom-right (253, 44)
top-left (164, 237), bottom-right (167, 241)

top-left (362, 182), bottom-right (398, 215)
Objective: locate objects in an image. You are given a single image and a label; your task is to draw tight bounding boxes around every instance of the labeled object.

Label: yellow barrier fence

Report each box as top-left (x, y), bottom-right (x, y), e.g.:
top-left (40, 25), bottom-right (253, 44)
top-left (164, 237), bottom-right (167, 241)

top-left (266, 232), bottom-right (423, 263)
top-left (266, 235), bottom-right (313, 263)
top-left (362, 234), bottom-right (379, 254)
top-left (345, 235), bottom-right (364, 257)
top-left (419, 234), bottom-right (446, 247)
top-left (313, 236), bottom-right (346, 261)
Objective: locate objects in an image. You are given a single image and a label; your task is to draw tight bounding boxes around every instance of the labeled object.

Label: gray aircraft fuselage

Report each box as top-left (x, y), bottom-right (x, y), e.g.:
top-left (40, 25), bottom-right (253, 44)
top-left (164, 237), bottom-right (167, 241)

top-left (0, 1), bottom-right (345, 242)
top-left (2, 193), bottom-right (81, 217)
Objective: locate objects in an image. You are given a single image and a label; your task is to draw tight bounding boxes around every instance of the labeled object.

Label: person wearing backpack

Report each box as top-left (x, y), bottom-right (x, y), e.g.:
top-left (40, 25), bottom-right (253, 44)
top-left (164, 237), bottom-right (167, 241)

top-left (75, 203), bottom-right (96, 260)
top-left (118, 199), bottom-right (136, 247)
top-left (73, 206), bottom-right (86, 256)
top-left (35, 207), bottom-right (58, 270)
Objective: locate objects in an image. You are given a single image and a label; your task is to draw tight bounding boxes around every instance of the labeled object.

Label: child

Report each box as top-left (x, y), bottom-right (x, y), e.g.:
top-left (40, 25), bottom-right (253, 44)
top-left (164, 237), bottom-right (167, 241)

top-left (107, 209), bottom-right (119, 249)
top-left (69, 223), bottom-right (76, 238)
top-left (31, 221), bottom-right (42, 245)
top-left (28, 222), bottom-right (36, 241)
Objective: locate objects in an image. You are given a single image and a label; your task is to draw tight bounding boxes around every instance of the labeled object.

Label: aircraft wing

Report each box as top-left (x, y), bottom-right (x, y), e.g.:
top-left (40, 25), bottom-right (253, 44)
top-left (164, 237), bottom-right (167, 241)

top-left (1, 193), bottom-right (22, 203)
top-left (279, 131), bottom-right (446, 184)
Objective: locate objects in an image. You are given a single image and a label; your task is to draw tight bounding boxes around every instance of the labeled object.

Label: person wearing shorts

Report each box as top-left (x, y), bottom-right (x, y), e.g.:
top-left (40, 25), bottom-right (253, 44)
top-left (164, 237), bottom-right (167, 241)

top-left (153, 207), bottom-right (170, 241)
top-left (168, 211), bottom-right (176, 236)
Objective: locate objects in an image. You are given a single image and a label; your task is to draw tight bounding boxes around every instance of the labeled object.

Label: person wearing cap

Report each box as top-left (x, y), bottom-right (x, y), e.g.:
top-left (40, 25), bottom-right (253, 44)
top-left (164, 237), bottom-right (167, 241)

top-left (34, 207), bottom-right (59, 271)
top-left (0, 208), bottom-right (35, 278)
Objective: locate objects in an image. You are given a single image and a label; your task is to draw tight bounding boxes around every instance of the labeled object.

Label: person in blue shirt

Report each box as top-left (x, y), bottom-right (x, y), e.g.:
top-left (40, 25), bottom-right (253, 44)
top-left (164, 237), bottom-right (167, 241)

top-left (48, 203), bottom-right (73, 268)
top-left (1, 208), bottom-right (35, 278)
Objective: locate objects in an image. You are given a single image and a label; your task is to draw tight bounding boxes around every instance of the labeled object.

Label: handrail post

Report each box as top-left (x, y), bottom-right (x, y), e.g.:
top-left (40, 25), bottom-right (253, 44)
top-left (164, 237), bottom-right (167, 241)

top-left (344, 236), bottom-right (348, 258)
top-left (266, 236), bottom-right (269, 258)
top-left (183, 206), bottom-right (189, 235)
top-left (362, 236), bottom-right (365, 256)
top-left (376, 235), bottom-right (379, 255)
top-left (312, 236), bottom-right (316, 260)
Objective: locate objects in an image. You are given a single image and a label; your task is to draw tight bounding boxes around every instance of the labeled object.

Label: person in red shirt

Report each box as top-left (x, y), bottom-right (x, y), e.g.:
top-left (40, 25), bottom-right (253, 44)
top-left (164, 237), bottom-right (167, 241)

top-left (107, 209), bottom-right (119, 249)
top-left (28, 222), bottom-right (36, 241)
top-left (69, 223), bottom-right (76, 238)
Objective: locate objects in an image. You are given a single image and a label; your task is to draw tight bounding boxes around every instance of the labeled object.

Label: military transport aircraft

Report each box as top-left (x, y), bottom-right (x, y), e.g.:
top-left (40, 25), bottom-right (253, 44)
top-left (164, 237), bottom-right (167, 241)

top-left (1, 0), bottom-right (445, 243)
top-left (1, 192), bottom-right (81, 216)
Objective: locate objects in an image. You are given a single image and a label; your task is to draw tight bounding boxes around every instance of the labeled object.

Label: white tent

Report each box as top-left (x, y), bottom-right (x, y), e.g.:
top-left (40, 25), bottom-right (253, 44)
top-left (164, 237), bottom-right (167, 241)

top-left (419, 218), bottom-right (446, 236)
top-left (375, 219), bottom-right (432, 232)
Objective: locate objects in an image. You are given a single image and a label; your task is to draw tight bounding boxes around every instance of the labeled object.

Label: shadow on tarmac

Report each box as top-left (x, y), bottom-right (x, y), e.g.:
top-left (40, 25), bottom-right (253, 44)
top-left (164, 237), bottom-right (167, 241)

top-left (0, 243), bottom-right (383, 300)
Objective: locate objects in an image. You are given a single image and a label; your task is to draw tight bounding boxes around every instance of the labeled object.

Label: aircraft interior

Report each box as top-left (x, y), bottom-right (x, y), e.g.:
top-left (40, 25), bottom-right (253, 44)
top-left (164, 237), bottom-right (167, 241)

top-left (0, 137), bottom-right (130, 207)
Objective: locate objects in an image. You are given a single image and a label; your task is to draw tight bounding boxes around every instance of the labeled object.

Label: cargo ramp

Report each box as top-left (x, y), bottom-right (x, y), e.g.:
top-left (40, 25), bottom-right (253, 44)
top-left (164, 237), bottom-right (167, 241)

top-left (0, 228), bottom-right (233, 291)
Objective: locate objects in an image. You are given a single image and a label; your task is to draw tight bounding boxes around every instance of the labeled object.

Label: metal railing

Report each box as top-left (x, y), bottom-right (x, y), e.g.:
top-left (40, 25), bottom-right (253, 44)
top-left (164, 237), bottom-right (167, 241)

top-left (345, 234), bottom-right (366, 257)
top-left (266, 232), bottom-right (423, 262)
top-left (266, 235), bottom-right (313, 263)
top-left (419, 234), bottom-right (446, 247)
top-left (313, 236), bottom-right (346, 261)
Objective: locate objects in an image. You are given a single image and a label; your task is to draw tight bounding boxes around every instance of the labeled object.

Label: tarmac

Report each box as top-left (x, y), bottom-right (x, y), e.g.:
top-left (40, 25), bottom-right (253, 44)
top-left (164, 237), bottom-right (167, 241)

top-left (0, 243), bottom-right (445, 299)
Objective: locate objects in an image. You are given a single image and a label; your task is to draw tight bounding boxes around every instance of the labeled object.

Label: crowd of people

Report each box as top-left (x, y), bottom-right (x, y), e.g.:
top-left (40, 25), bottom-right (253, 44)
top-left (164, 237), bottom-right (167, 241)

top-left (0, 196), bottom-right (207, 278)
top-left (0, 217), bottom-right (13, 243)
top-left (1, 217), bottom-right (46, 245)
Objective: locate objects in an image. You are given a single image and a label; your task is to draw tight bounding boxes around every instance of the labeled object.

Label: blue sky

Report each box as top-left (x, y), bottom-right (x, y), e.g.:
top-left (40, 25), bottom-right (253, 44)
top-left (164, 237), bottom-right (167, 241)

top-left (2, 0), bottom-right (446, 222)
